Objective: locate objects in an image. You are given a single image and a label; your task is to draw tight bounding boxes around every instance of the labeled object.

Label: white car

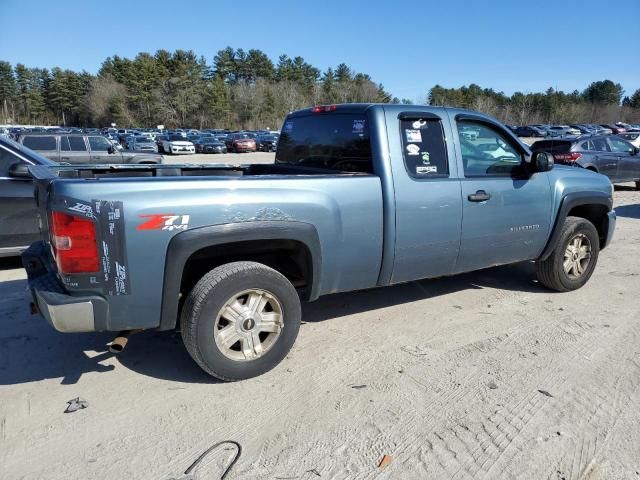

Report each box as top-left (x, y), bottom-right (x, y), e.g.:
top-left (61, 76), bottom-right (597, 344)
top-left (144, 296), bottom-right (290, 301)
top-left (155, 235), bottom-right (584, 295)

top-left (619, 132), bottom-right (640, 148)
top-left (162, 135), bottom-right (195, 155)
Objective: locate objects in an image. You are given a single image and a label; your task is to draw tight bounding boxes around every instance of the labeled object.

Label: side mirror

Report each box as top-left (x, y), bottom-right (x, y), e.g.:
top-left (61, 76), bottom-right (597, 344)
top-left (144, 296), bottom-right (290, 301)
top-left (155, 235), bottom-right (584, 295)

top-left (8, 161), bottom-right (31, 178)
top-left (632, 147), bottom-right (639, 156)
top-left (107, 145), bottom-right (115, 154)
top-left (532, 151), bottom-right (554, 172)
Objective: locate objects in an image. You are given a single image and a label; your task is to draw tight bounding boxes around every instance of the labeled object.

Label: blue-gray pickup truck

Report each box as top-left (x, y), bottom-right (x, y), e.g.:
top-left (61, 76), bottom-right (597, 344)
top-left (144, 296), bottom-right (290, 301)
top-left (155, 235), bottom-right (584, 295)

top-left (23, 104), bottom-right (616, 381)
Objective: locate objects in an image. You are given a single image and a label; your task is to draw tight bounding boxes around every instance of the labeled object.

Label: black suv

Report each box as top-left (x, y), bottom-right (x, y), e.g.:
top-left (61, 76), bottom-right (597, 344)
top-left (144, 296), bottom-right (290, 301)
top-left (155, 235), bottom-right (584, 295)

top-left (531, 135), bottom-right (640, 188)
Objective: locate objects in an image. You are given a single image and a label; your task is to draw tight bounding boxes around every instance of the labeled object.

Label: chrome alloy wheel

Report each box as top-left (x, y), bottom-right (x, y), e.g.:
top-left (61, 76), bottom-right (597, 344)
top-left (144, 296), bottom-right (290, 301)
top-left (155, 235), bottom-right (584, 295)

top-left (213, 289), bottom-right (283, 361)
top-left (563, 233), bottom-right (592, 278)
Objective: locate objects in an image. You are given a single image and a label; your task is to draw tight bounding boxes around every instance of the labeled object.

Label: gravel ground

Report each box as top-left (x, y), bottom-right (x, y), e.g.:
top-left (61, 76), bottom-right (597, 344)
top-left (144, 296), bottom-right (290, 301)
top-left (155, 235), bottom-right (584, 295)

top-left (1, 183), bottom-right (639, 480)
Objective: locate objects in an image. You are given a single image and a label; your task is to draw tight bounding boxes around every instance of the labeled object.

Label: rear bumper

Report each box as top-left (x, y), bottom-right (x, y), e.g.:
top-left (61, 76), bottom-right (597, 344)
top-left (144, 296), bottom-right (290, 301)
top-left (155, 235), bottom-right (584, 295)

top-left (22, 242), bottom-right (108, 333)
top-left (603, 210), bottom-right (616, 249)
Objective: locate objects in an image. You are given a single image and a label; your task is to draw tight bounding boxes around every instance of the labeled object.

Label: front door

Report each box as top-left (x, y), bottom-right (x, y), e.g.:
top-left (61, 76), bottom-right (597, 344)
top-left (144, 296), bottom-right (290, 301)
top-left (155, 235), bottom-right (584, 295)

top-left (590, 137), bottom-right (619, 180)
top-left (88, 135), bottom-right (123, 163)
top-left (0, 145), bottom-right (38, 252)
top-left (608, 136), bottom-right (639, 181)
top-left (385, 109), bottom-right (463, 284)
top-left (452, 116), bottom-right (552, 273)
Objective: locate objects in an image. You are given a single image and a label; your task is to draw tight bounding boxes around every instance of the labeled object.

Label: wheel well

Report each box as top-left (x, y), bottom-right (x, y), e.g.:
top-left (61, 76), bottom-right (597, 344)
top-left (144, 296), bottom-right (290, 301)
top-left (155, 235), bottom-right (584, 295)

top-left (586, 166), bottom-right (598, 172)
top-left (567, 204), bottom-right (609, 247)
top-left (180, 239), bottom-right (313, 300)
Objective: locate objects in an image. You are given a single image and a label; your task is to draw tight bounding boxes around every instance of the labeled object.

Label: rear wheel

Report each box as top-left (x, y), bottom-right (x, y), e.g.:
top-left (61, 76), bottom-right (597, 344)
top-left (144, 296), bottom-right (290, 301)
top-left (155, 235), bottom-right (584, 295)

top-left (535, 216), bottom-right (599, 292)
top-left (180, 261), bottom-right (301, 381)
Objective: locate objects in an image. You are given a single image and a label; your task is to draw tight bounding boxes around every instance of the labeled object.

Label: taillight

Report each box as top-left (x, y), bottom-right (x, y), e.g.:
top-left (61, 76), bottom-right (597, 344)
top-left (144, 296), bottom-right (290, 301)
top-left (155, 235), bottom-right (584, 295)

top-left (553, 152), bottom-right (582, 162)
top-left (312, 104), bottom-right (337, 113)
top-left (49, 211), bottom-right (100, 274)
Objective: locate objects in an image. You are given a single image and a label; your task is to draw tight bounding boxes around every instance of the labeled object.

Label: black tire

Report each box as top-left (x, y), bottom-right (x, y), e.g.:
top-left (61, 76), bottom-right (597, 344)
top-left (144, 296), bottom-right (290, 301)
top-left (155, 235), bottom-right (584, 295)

top-left (535, 216), bottom-right (600, 292)
top-left (180, 261), bottom-right (301, 381)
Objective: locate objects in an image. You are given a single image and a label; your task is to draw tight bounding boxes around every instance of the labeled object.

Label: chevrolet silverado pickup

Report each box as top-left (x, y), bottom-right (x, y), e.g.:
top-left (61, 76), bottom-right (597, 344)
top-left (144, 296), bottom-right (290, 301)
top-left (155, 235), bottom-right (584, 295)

top-left (23, 104), bottom-right (616, 381)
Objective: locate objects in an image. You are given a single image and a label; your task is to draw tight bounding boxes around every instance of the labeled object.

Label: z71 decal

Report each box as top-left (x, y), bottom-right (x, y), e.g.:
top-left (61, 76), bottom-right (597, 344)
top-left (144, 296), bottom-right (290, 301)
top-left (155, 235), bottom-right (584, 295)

top-left (137, 214), bottom-right (190, 231)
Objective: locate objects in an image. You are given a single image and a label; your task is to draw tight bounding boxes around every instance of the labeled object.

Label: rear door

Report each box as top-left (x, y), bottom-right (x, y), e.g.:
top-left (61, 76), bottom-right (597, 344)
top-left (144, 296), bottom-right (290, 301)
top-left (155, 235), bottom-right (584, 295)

top-left (59, 136), bottom-right (90, 163)
top-left (385, 109), bottom-right (463, 283)
top-left (0, 143), bottom-right (38, 252)
top-left (452, 114), bottom-right (552, 273)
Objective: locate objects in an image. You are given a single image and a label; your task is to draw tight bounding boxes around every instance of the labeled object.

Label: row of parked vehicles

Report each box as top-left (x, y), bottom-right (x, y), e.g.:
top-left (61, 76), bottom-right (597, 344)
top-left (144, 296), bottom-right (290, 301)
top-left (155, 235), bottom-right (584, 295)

top-left (511, 122), bottom-right (640, 138)
top-left (2, 126), bottom-right (280, 158)
top-left (108, 128), bottom-right (280, 155)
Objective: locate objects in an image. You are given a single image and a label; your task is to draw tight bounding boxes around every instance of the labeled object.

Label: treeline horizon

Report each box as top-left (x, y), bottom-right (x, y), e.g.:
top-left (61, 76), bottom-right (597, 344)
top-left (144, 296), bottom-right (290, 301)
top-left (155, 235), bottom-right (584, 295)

top-left (1, 48), bottom-right (639, 129)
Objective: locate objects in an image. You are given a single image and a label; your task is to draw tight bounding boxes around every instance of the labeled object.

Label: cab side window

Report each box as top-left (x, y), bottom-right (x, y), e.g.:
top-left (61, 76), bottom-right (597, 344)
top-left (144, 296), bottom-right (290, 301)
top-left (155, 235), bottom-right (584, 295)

top-left (456, 120), bottom-right (522, 177)
top-left (89, 136), bottom-right (111, 151)
top-left (400, 117), bottom-right (449, 178)
top-left (592, 138), bottom-right (610, 152)
top-left (68, 136), bottom-right (87, 151)
top-left (608, 137), bottom-right (633, 154)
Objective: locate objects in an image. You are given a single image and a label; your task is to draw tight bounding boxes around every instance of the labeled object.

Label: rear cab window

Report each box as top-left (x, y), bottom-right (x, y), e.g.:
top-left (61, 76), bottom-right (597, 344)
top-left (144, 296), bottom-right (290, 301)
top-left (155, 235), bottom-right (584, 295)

top-left (275, 113), bottom-right (372, 173)
top-left (399, 115), bottom-right (448, 178)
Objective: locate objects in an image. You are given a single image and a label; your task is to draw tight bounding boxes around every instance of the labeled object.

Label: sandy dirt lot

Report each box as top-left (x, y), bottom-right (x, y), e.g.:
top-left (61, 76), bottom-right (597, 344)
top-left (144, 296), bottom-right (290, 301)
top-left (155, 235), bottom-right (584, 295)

top-left (1, 182), bottom-right (639, 479)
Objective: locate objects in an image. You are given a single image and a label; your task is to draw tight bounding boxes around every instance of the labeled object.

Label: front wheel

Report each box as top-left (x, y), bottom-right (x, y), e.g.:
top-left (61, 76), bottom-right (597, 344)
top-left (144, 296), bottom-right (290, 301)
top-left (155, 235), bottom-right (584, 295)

top-left (180, 261), bottom-right (301, 381)
top-left (535, 216), bottom-right (600, 292)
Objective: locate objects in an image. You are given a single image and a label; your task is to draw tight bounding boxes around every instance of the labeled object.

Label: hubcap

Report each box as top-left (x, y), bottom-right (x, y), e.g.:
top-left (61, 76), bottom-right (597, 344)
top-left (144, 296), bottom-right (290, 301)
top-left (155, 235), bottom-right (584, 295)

top-left (563, 233), bottom-right (592, 279)
top-left (213, 289), bottom-right (283, 361)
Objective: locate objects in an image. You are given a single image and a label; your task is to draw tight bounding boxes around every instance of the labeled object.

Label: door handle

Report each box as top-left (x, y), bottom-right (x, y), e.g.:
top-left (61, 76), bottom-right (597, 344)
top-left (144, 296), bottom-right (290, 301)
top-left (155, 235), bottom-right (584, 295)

top-left (61, 156), bottom-right (70, 160)
top-left (468, 190), bottom-right (491, 202)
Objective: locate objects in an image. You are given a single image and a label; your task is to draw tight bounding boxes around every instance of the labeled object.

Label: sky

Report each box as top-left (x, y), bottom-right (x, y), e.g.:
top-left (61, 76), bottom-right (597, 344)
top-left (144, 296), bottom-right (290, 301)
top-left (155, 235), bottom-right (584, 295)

top-left (1, 0), bottom-right (639, 102)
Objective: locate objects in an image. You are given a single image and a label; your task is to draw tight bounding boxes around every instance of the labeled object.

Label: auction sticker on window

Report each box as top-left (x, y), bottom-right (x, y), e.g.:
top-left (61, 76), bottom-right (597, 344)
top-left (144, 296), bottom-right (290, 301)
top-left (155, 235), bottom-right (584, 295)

top-left (352, 119), bottom-right (366, 134)
top-left (406, 144), bottom-right (421, 156)
top-left (405, 129), bottom-right (422, 143)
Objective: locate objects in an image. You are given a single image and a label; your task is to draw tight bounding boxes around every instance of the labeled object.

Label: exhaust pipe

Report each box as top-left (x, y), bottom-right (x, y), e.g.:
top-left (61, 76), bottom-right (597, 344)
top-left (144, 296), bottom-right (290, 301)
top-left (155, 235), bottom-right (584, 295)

top-left (108, 329), bottom-right (142, 354)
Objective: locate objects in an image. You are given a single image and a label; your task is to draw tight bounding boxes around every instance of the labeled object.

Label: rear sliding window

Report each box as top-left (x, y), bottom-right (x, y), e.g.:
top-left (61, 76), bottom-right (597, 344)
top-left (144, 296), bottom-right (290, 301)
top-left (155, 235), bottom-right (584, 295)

top-left (275, 114), bottom-right (372, 173)
top-left (23, 136), bottom-right (56, 151)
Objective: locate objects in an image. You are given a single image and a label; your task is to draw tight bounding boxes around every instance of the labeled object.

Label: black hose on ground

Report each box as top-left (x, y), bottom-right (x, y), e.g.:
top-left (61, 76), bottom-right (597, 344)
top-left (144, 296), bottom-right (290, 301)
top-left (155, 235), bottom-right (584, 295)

top-left (168, 440), bottom-right (241, 480)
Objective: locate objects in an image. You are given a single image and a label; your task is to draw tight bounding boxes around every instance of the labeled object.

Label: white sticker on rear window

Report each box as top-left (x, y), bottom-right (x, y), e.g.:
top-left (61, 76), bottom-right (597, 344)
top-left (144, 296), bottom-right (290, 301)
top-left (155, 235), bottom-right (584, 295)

top-left (283, 121), bottom-right (293, 133)
top-left (412, 120), bottom-right (427, 129)
top-left (352, 119), bottom-right (366, 134)
top-left (406, 144), bottom-right (420, 156)
top-left (416, 165), bottom-right (438, 174)
top-left (405, 129), bottom-right (422, 143)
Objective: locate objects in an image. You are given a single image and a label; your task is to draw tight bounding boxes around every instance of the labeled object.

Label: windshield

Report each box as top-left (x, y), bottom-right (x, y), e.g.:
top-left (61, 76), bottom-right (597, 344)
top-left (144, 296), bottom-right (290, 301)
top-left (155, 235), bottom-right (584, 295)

top-left (275, 113), bottom-right (372, 173)
top-left (168, 135), bottom-right (185, 141)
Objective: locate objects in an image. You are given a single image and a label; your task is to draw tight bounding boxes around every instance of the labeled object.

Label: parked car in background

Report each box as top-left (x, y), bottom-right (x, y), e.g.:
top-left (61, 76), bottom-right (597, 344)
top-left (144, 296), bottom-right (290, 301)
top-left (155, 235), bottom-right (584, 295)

top-left (255, 134), bottom-right (279, 152)
top-left (531, 135), bottom-right (640, 188)
top-left (19, 133), bottom-right (162, 164)
top-left (225, 133), bottom-right (257, 153)
top-left (601, 124), bottom-right (626, 134)
top-left (616, 122), bottom-right (640, 132)
top-left (514, 126), bottom-right (546, 137)
top-left (161, 134), bottom-right (195, 155)
top-left (618, 132), bottom-right (640, 148)
top-left (194, 137), bottom-right (227, 153)
top-left (0, 136), bottom-right (56, 256)
top-left (546, 125), bottom-right (581, 137)
top-left (127, 135), bottom-right (159, 153)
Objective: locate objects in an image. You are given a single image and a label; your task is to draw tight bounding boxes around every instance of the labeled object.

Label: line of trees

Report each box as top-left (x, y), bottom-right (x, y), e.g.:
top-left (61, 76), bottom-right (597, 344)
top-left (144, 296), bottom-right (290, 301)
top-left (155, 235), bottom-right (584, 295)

top-left (1, 48), bottom-right (639, 129)
top-left (428, 81), bottom-right (640, 125)
top-left (0, 48), bottom-right (400, 129)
